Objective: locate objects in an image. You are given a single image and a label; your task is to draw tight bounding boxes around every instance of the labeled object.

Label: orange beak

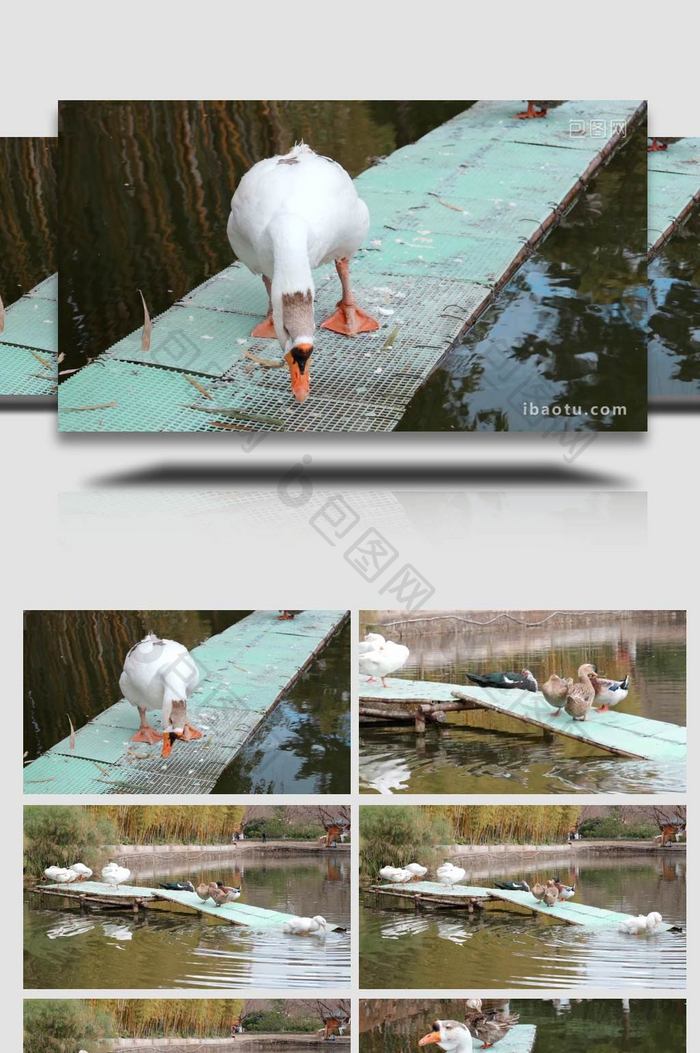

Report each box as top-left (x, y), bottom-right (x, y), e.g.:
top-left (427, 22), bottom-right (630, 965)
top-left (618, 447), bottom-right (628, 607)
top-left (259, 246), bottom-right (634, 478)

top-left (162, 731), bottom-right (172, 758)
top-left (419, 1034), bottom-right (442, 1047)
top-left (285, 343), bottom-right (313, 403)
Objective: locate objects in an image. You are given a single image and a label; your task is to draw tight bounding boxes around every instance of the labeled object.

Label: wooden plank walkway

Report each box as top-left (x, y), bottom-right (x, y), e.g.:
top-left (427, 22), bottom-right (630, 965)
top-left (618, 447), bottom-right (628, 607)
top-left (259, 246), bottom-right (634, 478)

top-left (58, 100), bottom-right (644, 433)
top-left (24, 609), bottom-right (348, 794)
top-left (359, 677), bottom-right (686, 763)
top-left (34, 880), bottom-right (298, 929)
top-left (369, 881), bottom-right (675, 931)
top-left (0, 273), bottom-right (57, 397)
top-left (648, 138), bottom-right (700, 257)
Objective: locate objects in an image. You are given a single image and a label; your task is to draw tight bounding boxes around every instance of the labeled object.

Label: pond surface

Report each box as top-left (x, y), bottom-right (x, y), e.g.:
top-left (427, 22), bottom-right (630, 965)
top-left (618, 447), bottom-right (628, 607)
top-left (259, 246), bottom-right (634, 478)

top-left (361, 998), bottom-right (685, 1053)
top-left (24, 610), bottom-right (350, 793)
top-left (25, 850), bottom-right (350, 989)
top-left (359, 612), bottom-right (685, 794)
top-left (0, 138), bottom-right (56, 303)
top-left (360, 852), bottom-right (685, 990)
top-left (648, 209), bottom-right (700, 399)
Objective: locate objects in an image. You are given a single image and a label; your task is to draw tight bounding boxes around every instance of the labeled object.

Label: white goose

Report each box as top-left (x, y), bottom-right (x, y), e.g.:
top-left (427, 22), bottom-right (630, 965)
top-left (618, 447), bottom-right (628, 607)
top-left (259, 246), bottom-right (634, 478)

top-left (419, 1020), bottom-right (473, 1053)
top-left (227, 143), bottom-right (380, 402)
top-left (436, 862), bottom-right (467, 886)
top-left (378, 866), bottom-right (413, 883)
top-left (68, 863), bottom-right (93, 881)
top-left (359, 638), bottom-right (409, 688)
top-left (404, 862), bottom-right (428, 879)
top-left (282, 914), bottom-right (328, 936)
top-left (619, 910), bottom-right (663, 935)
top-left (101, 863), bottom-right (131, 887)
top-left (120, 634), bottom-right (201, 758)
top-left (358, 632), bottom-right (385, 656)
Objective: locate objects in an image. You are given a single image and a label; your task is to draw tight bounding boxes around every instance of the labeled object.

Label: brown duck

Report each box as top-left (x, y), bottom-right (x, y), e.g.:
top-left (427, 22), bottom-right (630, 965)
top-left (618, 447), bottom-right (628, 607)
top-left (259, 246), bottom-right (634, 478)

top-left (541, 673), bottom-right (573, 717)
top-left (564, 663), bottom-right (598, 721)
top-left (465, 999), bottom-right (520, 1048)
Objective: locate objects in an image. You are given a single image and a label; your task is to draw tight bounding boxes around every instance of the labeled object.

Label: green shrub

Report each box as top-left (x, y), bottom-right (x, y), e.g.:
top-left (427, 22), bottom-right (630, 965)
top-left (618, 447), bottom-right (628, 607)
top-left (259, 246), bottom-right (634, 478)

top-left (578, 817), bottom-right (659, 840)
top-left (360, 806), bottom-right (451, 880)
top-left (24, 806), bottom-right (119, 876)
top-left (24, 1001), bottom-right (113, 1053)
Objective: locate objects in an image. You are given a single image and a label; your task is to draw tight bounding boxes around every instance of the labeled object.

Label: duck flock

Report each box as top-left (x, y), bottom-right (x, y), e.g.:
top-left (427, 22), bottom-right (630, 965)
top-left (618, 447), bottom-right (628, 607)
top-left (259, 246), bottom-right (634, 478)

top-left (358, 629), bottom-right (631, 723)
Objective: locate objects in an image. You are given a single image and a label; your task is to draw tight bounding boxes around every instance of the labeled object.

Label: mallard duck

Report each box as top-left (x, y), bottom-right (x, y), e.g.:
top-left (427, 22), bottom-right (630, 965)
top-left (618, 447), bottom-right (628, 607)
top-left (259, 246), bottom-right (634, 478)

top-left (464, 999), bottom-right (519, 1048)
top-left (196, 882), bottom-right (212, 901)
top-left (120, 634), bottom-right (202, 758)
top-left (68, 863), bottom-right (93, 881)
top-left (419, 1020), bottom-right (473, 1053)
top-left (564, 663), bottom-right (598, 721)
top-left (159, 881), bottom-right (195, 892)
top-left (209, 882), bottom-right (242, 904)
top-left (405, 862), bottom-right (428, 879)
top-left (278, 610), bottom-right (303, 620)
top-left (552, 877), bottom-right (576, 900)
top-left (359, 639), bottom-right (409, 687)
top-left (515, 100), bottom-right (559, 119)
top-left (541, 673), bottom-right (573, 716)
top-left (531, 882), bottom-right (546, 902)
top-left (359, 632), bottom-right (385, 656)
top-left (592, 674), bottom-right (629, 712)
top-left (466, 669), bottom-right (538, 692)
top-left (282, 914), bottom-right (328, 935)
top-left (227, 143), bottom-right (380, 403)
top-left (436, 862), bottom-right (466, 886)
top-left (494, 880), bottom-right (530, 892)
top-left (101, 863), bottom-right (131, 887)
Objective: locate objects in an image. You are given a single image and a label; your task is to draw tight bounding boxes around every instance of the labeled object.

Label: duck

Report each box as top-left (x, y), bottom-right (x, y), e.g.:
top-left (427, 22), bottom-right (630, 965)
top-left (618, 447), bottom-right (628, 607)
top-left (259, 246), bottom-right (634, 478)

top-left (404, 863), bottom-right (428, 879)
top-left (466, 669), bottom-right (538, 692)
top-left (419, 1019), bottom-right (473, 1053)
top-left (359, 632), bottom-right (385, 656)
top-left (49, 867), bottom-right (80, 884)
top-left (494, 880), bottom-right (530, 892)
top-left (591, 673), bottom-right (630, 712)
top-left (530, 882), bottom-right (547, 902)
top-left (551, 877), bottom-right (576, 901)
top-left (282, 914), bottom-right (329, 936)
top-left (209, 882), bottom-right (242, 905)
top-left (543, 885), bottom-right (559, 907)
top-left (278, 610), bottom-right (303, 620)
top-left (68, 863), bottom-right (93, 881)
top-left (227, 143), bottom-right (380, 403)
top-left (359, 639), bottom-right (410, 688)
top-left (564, 663), bottom-right (598, 721)
top-left (196, 882), bottom-right (212, 901)
top-left (159, 881), bottom-right (195, 892)
top-left (119, 634), bottom-right (202, 758)
top-left (648, 137), bottom-right (678, 153)
top-left (43, 866), bottom-right (64, 881)
top-left (464, 999), bottom-right (519, 1049)
top-left (379, 866), bottom-right (414, 883)
top-left (540, 673), bottom-right (573, 716)
top-left (101, 863), bottom-right (131, 887)
top-left (436, 863), bottom-right (467, 886)
top-left (619, 911), bottom-right (663, 935)
top-left (515, 100), bottom-right (559, 119)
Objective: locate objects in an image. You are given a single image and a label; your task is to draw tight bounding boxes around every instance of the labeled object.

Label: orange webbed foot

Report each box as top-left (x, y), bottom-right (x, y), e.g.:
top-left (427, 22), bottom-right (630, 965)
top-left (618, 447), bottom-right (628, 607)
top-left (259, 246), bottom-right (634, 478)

top-left (251, 315), bottom-right (277, 339)
top-left (179, 723), bottom-right (203, 742)
top-left (321, 302), bottom-right (380, 336)
top-left (131, 726), bottom-right (162, 745)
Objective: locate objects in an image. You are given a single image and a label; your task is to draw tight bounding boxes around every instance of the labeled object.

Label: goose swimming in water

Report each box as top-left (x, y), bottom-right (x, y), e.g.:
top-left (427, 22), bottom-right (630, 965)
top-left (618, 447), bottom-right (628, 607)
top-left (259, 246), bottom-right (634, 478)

top-left (228, 144), bottom-right (380, 403)
top-left (120, 634), bottom-right (202, 758)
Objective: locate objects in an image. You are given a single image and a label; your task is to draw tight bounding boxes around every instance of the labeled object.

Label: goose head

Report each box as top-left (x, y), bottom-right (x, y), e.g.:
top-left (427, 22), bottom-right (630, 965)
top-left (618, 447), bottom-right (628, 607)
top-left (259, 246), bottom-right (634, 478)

top-left (419, 1020), bottom-right (472, 1052)
top-left (276, 290), bottom-right (315, 403)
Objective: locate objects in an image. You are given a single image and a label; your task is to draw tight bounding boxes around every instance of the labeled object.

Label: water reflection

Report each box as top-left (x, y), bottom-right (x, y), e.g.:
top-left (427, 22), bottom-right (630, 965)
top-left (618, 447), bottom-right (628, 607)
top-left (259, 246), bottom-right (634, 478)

top-left (648, 210), bottom-right (700, 399)
top-left (25, 851), bottom-right (351, 989)
top-left (0, 138), bottom-right (56, 301)
top-left (360, 854), bottom-right (685, 990)
top-left (359, 611), bottom-right (685, 794)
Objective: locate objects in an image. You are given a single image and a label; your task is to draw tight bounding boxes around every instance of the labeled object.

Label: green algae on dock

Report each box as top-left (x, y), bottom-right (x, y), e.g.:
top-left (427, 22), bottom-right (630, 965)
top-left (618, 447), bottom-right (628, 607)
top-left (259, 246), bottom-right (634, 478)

top-left (58, 101), bottom-right (645, 432)
top-left (23, 609), bottom-right (349, 795)
top-left (0, 273), bottom-right (57, 397)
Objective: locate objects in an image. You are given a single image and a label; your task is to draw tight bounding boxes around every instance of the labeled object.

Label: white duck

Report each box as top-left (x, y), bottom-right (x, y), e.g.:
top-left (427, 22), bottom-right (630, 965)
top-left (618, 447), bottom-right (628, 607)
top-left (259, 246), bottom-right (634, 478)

top-left (68, 863), bottom-right (93, 881)
top-left (436, 863), bottom-right (467, 886)
top-left (419, 1020), bottom-right (473, 1053)
top-left (359, 639), bottom-right (410, 688)
top-left (619, 910), bottom-right (663, 935)
top-left (120, 634), bottom-right (201, 758)
top-left (405, 863), bottom-right (428, 879)
top-left (46, 867), bottom-right (79, 884)
top-left (227, 143), bottom-right (380, 402)
top-left (379, 866), bottom-right (414, 883)
top-left (359, 632), bottom-right (385, 656)
top-left (101, 863), bottom-right (131, 887)
top-left (282, 914), bottom-right (328, 935)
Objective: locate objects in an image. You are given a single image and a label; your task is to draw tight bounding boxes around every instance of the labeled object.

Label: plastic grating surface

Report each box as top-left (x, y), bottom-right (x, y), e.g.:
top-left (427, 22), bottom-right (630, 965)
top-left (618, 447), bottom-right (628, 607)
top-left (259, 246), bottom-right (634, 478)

top-left (0, 295), bottom-right (58, 353)
top-left (60, 100), bottom-right (643, 431)
top-left (27, 273), bottom-right (58, 301)
top-left (0, 345), bottom-right (56, 396)
top-left (23, 753), bottom-right (121, 794)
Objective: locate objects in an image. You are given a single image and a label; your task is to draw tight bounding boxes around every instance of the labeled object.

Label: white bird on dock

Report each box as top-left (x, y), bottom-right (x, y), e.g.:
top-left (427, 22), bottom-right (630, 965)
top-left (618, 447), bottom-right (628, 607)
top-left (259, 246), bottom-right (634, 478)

top-left (359, 639), bottom-right (410, 688)
top-left (405, 863), bottom-right (428, 879)
top-left (359, 632), bottom-right (385, 656)
top-left (283, 914), bottom-right (329, 936)
top-left (120, 634), bottom-right (202, 758)
top-left (68, 863), bottom-right (93, 881)
top-left (101, 863), bottom-right (131, 887)
top-left (436, 863), bottom-right (467, 886)
top-left (43, 866), bottom-right (63, 881)
top-left (592, 673), bottom-right (630, 712)
top-left (228, 143), bottom-right (380, 403)
top-left (419, 1020), bottom-right (473, 1053)
top-left (382, 867), bottom-right (415, 883)
top-left (47, 867), bottom-right (79, 884)
top-left (619, 910), bottom-right (663, 935)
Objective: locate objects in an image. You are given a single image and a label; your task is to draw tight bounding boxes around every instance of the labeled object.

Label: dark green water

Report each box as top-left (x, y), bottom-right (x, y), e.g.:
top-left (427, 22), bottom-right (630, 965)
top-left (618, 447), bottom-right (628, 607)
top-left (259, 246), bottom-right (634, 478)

top-left (360, 853), bottom-right (686, 990)
top-left (359, 613), bottom-right (686, 794)
top-left (25, 850), bottom-right (350, 989)
top-left (361, 998), bottom-right (685, 1053)
top-left (649, 208), bottom-right (700, 399)
top-left (0, 138), bottom-right (56, 303)
top-left (24, 610), bottom-right (350, 793)
top-left (398, 124), bottom-right (647, 431)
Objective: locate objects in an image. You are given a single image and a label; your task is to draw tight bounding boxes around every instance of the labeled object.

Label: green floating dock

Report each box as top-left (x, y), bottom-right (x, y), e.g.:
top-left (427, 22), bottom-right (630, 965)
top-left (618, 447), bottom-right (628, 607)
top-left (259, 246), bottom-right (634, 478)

top-left (371, 881), bottom-right (675, 931)
top-left (0, 273), bottom-right (57, 397)
top-left (473, 1026), bottom-right (536, 1053)
top-left (359, 678), bottom-right (686, 763)
top-left (35, 880), bottom-right (297, 929)
top-left (648, 138), bottom-right (700, 257)
top-left (24, 609), bottom-right (348, 795)
top-left (59, 100), bottom-right (644, 432)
